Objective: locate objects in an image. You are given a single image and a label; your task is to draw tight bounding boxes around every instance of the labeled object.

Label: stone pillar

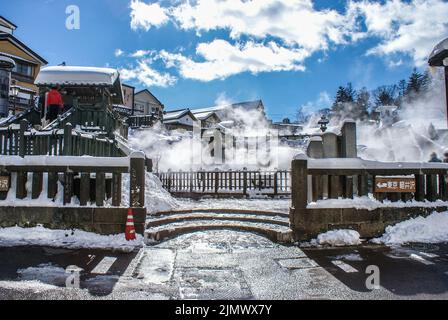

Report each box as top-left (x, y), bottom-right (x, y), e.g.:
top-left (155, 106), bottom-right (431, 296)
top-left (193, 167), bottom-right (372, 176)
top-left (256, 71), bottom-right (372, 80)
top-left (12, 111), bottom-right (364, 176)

top-left (307, 136), bottom-right (323, 159)
top-left (322, 132), bottom-right (338, 158)
top-left (130, 151), bottom-right (145, 208)
top-left (341, 120), bottom-right (357, 158)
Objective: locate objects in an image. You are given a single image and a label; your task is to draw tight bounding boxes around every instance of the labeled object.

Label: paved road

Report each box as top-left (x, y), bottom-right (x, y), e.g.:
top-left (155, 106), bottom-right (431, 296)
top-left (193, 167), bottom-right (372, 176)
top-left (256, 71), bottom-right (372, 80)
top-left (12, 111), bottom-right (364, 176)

top-left (0, 231), bottom-right (447, 300)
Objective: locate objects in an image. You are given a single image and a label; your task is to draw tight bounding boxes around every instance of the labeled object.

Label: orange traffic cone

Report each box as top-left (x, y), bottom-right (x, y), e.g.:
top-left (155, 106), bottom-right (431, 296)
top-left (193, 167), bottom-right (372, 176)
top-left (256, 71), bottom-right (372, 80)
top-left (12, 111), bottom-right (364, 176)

top-left (125, 208), bottom-right (136, 241)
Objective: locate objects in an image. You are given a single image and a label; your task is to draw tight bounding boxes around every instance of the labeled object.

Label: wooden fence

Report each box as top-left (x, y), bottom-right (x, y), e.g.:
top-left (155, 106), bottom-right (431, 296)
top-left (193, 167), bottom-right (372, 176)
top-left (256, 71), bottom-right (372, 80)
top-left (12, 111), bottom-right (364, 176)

top-left (291, 157), bottom-right (448, 208)
top-left (0, 120), bottom-right (126, 157)
top-left (127, 115), bottom-right (155, 128)
top-left (158, 170), bottom-right (291, 196)
top-left (0, 152), bottom-right (146, 208)
top-left (43, 105), bottom-right (129, 139)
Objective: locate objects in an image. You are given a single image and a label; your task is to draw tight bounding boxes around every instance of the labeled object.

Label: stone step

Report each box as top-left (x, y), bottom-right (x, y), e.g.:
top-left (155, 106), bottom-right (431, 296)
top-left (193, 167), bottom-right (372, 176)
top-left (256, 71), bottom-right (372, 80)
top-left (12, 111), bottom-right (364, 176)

top-left (153, 208), bottom-right (290, 218)
top-left (146, 212), bottom-right (290, 228)
top-left (144, 220), bottom-right (293, 244)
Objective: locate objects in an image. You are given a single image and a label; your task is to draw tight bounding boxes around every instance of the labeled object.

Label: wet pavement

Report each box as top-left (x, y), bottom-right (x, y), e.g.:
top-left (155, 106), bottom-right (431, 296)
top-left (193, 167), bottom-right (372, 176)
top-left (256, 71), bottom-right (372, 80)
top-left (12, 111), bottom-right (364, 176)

top-left (0, 231), bottom-right (448, 300)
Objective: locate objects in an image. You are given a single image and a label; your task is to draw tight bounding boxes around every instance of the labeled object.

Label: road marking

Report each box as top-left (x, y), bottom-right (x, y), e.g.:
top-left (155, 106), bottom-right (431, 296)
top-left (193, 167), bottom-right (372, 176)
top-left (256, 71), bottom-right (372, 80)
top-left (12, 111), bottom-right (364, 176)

top-left (331, 260), bottom-right (358, 273)
top-left (409, 254), bottom-right (435, 266)
top-left (418, 252), bottom-right (438, 259)
top-left (91, 257), bottom-right (117, 274)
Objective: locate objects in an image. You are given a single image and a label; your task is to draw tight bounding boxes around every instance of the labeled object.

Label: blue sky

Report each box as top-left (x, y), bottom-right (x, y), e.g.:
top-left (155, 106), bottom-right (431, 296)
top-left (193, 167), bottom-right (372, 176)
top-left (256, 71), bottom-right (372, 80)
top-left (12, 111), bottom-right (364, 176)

top-left (2, 0), bottom-right (447, 121)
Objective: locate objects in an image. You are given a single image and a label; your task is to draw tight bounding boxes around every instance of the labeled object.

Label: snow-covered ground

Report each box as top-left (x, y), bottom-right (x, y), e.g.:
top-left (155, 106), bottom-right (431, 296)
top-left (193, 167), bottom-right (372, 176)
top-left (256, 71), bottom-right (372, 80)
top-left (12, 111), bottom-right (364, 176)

top-left (0, 226), bottom-right (143, 252)
top-left (175, 197), bottom-right (291, 213)
top-left (373, 211), bottom-right (448, 245)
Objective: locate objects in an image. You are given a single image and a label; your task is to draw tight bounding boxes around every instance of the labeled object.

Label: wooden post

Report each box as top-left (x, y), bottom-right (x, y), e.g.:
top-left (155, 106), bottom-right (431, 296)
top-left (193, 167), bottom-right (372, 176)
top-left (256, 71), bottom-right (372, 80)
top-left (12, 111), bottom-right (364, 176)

top-left (439, 174), bottom-right (447, 201)
top-left (243, 169), bottom-right (248, 196)
top-left (214, 170), bottom-right (219, 194)
top-left (311, 175), bottom-right (321, 202)
top-left (130, 151), bottom-right (145, 207)
top-left (273, 171), bottom-right (278, 196)
top-left (445, 66), bottom-right (448, 128)
top-left (79, 173), bottom-right (90, 206)
top-left (329, 175), bottom-right (340, 199)
top-left (63, 172), bottom-right (74, 205)
top-left (112, 172), bottom-right (122, 207)
top-left (19, 119), bottom-right (27, 158)
top-left (95, 172), bottom-right (106, 206)
top-left (47, 172), bottom-right (58, 199)
top-left (345, 176), bottom-right (354, 199)
top-left (16, 172), bottom-right (27, 199)
top-left (415, 174), bottom-right (425, 202)
top-left (31, 172), bottom-right (43, 199)
top-left (290, 157), bottom-right (308, 227)
top-left (358, 174), bottom-right (368, 197)
top-left (63, 123), bottom-right (73, 156)
top-left (426, 174), bottom-right (438, 202)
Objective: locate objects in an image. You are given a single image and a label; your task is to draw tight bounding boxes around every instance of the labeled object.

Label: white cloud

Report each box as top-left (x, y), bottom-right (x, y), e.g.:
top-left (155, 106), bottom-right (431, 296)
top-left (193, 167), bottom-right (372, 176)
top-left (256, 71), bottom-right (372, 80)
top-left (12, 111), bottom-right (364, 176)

top-left (130, 50), bottom-right (152, 58)
top-left (159, 39), bottom-right (309, 81)
top-left (349, 0), bottom-right (448, 66)
top-left (124, 0), bottom-right (448, 82)
top-left (171, 0), bottom-right (354, 52)
top-left (115, 49), bottom-right (124, 57)
top-left (130, 0), bottom-right (170, 31)
top-left (119, 59), bottom-right (177, 87)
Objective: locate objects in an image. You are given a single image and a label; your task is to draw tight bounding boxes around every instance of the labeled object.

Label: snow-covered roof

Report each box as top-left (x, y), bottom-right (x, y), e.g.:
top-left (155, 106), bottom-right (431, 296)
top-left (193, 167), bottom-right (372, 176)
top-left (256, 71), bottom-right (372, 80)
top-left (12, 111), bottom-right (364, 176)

top-left (429, 37), bottom-right (448, 66)
top-left (35, 66), bottom-right (120, 86)
top-left (163, 109), bottom-right (196, 121)
top-left (191, 100), bottom-right (263, 115)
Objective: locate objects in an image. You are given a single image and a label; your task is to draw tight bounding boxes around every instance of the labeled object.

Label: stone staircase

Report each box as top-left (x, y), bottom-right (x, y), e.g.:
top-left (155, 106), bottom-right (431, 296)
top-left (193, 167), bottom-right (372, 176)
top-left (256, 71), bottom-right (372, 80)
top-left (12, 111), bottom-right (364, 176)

top-left (145, 209), bottom-right (293, 244)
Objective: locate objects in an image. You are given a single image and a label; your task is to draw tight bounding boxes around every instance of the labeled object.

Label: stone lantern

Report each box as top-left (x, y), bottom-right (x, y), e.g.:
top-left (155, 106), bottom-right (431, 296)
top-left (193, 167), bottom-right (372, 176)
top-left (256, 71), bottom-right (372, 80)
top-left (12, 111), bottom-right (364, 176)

top-left (428, 37), bottom-right (448, 127)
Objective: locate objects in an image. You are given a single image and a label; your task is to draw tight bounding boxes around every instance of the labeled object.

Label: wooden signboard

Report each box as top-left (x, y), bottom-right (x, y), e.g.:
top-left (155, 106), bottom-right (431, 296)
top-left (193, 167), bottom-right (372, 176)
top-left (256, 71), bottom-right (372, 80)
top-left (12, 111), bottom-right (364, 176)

top-left (0, 176), bottom-right (9, 192)
top-left (375, 177), bottom-right (416, 193)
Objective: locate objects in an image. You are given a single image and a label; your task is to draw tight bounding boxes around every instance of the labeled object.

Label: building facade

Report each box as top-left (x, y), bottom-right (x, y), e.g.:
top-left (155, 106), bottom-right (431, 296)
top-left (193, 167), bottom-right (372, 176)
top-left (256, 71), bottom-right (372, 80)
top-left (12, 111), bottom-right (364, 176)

top-left (134, 89), bottom-right (164, 119)
top-left (0, 16), bottom-right (47, 113)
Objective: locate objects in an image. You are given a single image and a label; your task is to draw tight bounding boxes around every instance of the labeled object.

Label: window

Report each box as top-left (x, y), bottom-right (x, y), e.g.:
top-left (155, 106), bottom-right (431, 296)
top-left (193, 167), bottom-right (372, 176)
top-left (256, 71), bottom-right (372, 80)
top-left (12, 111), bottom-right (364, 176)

top-left (13, 62), bottom-right (33, 77)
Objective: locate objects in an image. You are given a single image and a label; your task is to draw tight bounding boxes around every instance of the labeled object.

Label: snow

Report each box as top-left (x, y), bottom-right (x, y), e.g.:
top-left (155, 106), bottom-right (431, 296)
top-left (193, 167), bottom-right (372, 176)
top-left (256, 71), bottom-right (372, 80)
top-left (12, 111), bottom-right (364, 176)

top-left (373, 211), bottom-right (448, 245)
top-left (315, 229), bottom-right (361, 247)
top-left (308, 195), bottom-right (448, 211)
top-left (121, 172), bottom-right (179, 214)
top-left (175, 198), bottom-right (290, 213)
top-left (0, 226), bottom-right (143, 252)
top-left (0, 155), bottom-right (129, 168)
top-left (308, 157), bottom-right (448, 170)
top-left (35, 66), bottom-right (119, 86)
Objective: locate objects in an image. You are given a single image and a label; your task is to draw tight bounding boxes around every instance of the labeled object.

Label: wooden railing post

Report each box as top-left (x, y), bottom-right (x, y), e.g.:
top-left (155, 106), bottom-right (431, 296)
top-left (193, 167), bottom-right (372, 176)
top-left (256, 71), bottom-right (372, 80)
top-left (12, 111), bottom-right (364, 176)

top-left (214, 169), bottom-right (219, 194)
top-left (415, 174), bottom-right (425, 202)
top-left (63, 122), bottom-right (73, 156)
top-left (243, 168), bottom-right (248, 196)
top-left (130, 151), bottom-right (145, 208)
top-left (19, 119), bottom-right (27, 158)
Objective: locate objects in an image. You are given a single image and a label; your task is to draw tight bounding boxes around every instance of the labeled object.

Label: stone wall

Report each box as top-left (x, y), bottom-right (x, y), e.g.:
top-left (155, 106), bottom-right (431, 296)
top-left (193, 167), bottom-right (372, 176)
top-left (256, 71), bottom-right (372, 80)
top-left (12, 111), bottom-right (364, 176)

top-left (0, 207), bottom-right (146, 235)
top-left (290, 206), bottom-right (448, 241)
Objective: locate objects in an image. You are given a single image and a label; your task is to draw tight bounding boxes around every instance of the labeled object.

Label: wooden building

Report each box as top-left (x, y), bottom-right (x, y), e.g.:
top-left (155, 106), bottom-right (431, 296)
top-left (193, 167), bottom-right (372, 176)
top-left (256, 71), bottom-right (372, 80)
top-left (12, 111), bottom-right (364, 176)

top-left (0, 16), bottom-right (47, 112)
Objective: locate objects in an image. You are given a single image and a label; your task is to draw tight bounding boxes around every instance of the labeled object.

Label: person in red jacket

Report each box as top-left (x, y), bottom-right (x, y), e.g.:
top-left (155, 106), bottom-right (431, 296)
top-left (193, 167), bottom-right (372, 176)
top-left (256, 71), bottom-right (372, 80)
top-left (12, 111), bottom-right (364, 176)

top-left (45, 86), bottom-right (64, 122)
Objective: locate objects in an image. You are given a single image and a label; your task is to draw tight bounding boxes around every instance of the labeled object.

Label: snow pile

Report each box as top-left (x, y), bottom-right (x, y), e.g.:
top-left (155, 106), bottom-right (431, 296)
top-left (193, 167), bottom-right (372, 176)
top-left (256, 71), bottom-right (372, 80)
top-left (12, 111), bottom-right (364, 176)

top-left (373, 211), bottom-right (448, 245)
top-left (121, 172), bottom-right (179, 214)
top-left (0, 226), bottom-right (143, 252)
top-left (308, 195), bottom-right (448, 211)
top-left (316, 229), bottom-right (361, 246)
